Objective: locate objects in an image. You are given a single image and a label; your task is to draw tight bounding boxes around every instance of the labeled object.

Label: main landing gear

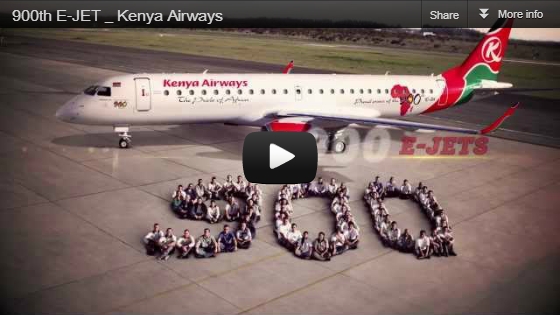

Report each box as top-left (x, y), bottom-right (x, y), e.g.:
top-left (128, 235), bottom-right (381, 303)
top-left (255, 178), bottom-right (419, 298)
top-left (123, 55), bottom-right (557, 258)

top-left (327, 129), bottom-right (347, 154)
top-left (115, 126), bottom-right (132, 149)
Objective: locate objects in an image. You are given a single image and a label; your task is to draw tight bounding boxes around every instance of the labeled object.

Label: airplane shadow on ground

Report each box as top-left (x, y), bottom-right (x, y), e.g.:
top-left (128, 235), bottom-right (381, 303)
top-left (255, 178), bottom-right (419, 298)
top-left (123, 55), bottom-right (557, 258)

top-left (51, 125), bottom-right (414, 182)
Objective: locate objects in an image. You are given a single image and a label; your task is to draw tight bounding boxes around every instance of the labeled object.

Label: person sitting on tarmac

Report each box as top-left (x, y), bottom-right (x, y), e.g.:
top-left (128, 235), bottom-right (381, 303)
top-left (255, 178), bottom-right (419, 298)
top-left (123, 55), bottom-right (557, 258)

top-left (311, 177), bottom-right (327, 196)
top-left (184, 183), bottom-right (197, 200)
top-left (275, 212), bottom-right (289, 229)
top-left (346, 221), bottom-right (360, 250)
top-left (414, 182), bottom-right (423, 202)
top-left (222, 174), bottom-right (235, 198)
top-left (397, 228), bottom-right (414, 253)
top-left (224, 195), bottom-right (241, 222)
top-left (195, 228), bottom-right (218, 258)
top-left (143, 223), bottom-right (165, 256)
top-left (289, 183), bottom-right (304, 199)
top-left (400, 179), bottom-right (413, 199)
top-left (300, 182), bottom-right (310, 197)
top-left (276, 217), bottom-right (292, 246)
top-left (426, 190), bottom-right (439, 218)
top-left (217, 224), bottom-right (237, 253)
top-left (189, 197), bottom-right (206, 220)
top-left (250, 194), bottom-right (262, 222)
top-left (207, 176), bottom-right (223, 200)
top-left (338, 182), bottom-right (350, 199)
top-left (388, 221), bottom-right (401, 249)
top-left (206, 200), bottom-right (221, 224)
top-left (418, 186), bottom-right (429, 209)
top-left (330, 226), bottom-right (347, 256)
top-left (327, 178), bottom-right (339, 198)
top-left (195, 179), bottom-right (206, 200)
top-left (371, 175), bottom-right (384, 197)
top-left (285, 223), bottom-right (303, 251)
top-left (175, 195), bottom-right (191, 219)
top-left (234, 175), bottom-right (247, 197)
top-left (365, 182), bottom-right (376, 202)
top-left (374, 207), bottom-right (389, 232)
top-left (313, 232), bottom-right (331, 261)
top-left (434, 209), bottom-right (449, 228)
top-left (236, 221), bottom-right (253, 249)
top-left (415, 230), bottom-right (432, 259)
top-left (430, 229), bottom-right (444, 257)
top-left (172, 185), bottom-right (186, 200)
top-left (440, 226), bottom-right (457, 256)
top-left (171, 194), bottom-right (185, 213)
top-left (294, 231), bottom-right (313, 259)
top-left (379, 215), bottom-right (391, 246)
top-left (245, 182), bottom-right (256, 200)
top-left (240, 211), bottom-right (258, 238)
top-left (158, 228), bottom-right (177, 261)
top-left (176, 229), bottom-right (195, 259)
top-left (385, 177), bottom-right (399, 198)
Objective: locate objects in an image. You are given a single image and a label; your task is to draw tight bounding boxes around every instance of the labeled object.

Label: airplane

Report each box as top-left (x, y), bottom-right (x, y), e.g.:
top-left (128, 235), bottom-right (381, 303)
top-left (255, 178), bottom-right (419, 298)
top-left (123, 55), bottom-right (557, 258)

top-left (56, 19), bottom-right (521, 152)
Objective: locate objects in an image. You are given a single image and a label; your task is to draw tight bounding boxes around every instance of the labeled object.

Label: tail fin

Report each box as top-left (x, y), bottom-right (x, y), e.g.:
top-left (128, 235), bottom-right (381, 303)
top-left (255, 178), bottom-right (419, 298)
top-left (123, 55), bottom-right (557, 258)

top-left (451, 18), bottom-right (514, 81)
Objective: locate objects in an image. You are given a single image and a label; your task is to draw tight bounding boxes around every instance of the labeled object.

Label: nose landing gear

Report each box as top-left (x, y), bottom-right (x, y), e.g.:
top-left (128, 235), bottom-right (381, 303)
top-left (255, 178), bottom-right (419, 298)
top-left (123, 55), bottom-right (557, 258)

top-left (115, 126), bottom-right (132, 149)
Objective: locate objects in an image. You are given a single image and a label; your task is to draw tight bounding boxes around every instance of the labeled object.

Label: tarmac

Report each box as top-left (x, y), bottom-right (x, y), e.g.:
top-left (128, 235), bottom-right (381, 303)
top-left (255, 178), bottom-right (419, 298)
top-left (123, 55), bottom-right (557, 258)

top-left (0, 37), bottom-right (559, 314)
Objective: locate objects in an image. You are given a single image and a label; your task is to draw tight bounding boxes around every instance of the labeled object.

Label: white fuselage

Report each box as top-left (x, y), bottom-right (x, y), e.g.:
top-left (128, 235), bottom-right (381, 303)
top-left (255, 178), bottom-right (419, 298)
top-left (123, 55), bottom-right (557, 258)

top-left (56, 73), bottom-right (447, 127)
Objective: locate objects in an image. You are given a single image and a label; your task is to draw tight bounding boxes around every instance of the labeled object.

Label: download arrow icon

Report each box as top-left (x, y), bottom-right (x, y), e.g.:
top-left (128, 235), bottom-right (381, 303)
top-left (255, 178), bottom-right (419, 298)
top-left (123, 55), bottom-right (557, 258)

top-left (479, 8), bottom-right (489, 19)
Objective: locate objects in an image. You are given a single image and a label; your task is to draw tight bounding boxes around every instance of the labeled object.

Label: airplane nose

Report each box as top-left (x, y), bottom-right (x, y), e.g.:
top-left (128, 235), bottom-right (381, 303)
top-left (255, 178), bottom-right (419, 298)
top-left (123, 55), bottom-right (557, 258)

top-left (56, 99), bottom-right (77, 122)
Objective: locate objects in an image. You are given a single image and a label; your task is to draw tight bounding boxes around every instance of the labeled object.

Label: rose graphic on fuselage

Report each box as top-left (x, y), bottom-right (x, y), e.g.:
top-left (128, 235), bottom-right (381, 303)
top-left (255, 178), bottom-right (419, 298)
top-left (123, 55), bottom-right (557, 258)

top-left (391, 84), bottom-right (413, 116)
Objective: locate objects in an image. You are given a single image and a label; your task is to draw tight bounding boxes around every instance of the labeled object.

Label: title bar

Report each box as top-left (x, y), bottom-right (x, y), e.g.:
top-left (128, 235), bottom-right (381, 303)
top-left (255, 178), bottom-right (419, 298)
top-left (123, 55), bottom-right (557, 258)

top-left (1, 1), bottom-right (559, 28)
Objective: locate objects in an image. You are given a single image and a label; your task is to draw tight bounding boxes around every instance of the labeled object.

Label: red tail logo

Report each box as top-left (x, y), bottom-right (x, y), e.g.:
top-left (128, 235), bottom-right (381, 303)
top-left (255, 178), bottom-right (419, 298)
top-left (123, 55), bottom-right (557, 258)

top-left (481, 37), bottom-right (503, 63)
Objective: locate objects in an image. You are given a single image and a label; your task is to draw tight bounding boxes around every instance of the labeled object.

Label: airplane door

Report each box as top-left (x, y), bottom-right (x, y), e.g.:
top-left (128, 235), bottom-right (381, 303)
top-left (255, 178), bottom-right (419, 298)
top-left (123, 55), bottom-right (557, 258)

top-left (436, 79), bottom-right (448, 106)
top-left (295, 86), bottom-right (303, 101)
top-left (135, 78), bottom-right (151, 111)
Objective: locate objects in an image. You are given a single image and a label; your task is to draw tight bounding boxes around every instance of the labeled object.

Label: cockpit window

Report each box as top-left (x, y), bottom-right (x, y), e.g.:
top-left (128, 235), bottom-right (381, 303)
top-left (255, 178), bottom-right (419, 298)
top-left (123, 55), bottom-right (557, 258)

top-left (96, 86), bottom-right (111, 96)
top-left (83, 86), bottom-right (98, 95)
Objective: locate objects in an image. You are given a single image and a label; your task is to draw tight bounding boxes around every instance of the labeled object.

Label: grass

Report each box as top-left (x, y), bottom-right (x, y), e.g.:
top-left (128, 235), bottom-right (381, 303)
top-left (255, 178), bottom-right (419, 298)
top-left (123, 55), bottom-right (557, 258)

top-left (7, 28), bottom-right (560, 99)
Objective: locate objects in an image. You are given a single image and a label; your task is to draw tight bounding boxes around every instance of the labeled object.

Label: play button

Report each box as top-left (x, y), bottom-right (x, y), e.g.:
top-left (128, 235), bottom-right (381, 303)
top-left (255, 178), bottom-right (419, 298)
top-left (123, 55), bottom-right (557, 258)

top-left (243, 132), bottom-right (317, 184)
top-left (269, 143), bottom-right (295, 169)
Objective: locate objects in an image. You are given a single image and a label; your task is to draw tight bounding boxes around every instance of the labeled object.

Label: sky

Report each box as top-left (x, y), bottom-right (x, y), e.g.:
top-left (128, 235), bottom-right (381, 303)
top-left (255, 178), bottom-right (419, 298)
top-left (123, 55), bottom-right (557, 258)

top-left (486, 28), bottom-right (560, 42)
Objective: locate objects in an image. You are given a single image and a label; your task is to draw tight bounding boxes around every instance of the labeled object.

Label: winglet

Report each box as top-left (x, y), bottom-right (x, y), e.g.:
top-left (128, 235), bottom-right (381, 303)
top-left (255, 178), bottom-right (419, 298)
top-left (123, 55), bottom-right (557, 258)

top-left (480, 102), bottom-right (519, 134)
top-left (282, 60), bottom-right (294, 74)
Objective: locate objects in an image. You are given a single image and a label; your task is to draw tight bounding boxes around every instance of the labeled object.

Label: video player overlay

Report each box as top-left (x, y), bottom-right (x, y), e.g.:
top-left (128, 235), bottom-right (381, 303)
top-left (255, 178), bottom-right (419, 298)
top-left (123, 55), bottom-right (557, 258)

top-left (2, 0), bottom-right (559, 28)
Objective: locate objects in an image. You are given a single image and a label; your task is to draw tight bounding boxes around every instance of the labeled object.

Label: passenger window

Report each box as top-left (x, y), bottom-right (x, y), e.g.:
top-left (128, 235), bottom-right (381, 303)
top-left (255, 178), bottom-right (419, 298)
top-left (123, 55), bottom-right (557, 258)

top-left (283, 89), bottom-right (288, 94)
top-left (226, 89), bottom-right (231, 95)
top-left (368, 89), bottom-right (372, 94)
top-left (308, 89), bottom-right (312, 94)
top-left (214, 90), bottom-right (219, 95)
top-left (350, 89), bottom-right (354, 94)
top-left (176, 90), bottom-right (182, 96)
top-left (421, 89), bottom-right (425, 94)
top-left (201, 90), bottom-right (207, 95)
top-left (385, 89), bottom-right (389, 94)
top-left (238, 89), bottom-right (243, 95)
top-left (83, 85), bottom-right (98, 96)
top-left (429, 89), bottom-right (433, 94)
top-left (359, 89), bottom-right (364, 94)
top-left (164, 90), bottom-right (169, 96)
top-left (189, 90), bottom-right (194, 96)
top-left (340, 89), bottom-right (344, 94)
top-left (377, 89), bottom-right (381, 94)
top-left (296, 89), bottom-right (301, 94)
top-left (96, 86), bottom-right (111, 96)
top-left (272, 89), bottom-right (277, 94)
top-left (249, 89), bottom-right (254, 95)
top-left (319, 89), bottom-right (324, 94)
top-left (260, 89), bottom-right (265, 95)
top-left (330, 89), bottom-right (335, 94)
top-left (412, 89), bottom-right (416, 94)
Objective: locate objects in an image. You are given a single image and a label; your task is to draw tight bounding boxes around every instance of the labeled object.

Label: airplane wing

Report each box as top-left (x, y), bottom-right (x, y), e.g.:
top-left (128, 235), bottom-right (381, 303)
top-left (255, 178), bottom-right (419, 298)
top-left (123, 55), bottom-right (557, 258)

top-left (275, 103), bottom-right (519, 135)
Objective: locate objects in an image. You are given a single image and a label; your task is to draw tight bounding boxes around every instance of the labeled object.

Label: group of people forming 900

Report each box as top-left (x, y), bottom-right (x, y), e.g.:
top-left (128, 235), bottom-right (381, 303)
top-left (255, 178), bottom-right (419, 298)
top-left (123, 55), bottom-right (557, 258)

top-left (142, 175), bottom-right (262, 260)
top-left (274, 177), bottom-right (360, 261)
top-left (364, 176), bottom-right (457, 259)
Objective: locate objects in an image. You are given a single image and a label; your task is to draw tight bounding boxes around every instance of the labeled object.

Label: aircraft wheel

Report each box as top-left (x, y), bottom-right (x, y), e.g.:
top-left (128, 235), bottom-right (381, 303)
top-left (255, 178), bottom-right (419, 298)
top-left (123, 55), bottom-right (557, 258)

top-left (332, 140), bottom-right (346, 153)
top-left (119, 138), bottom-right (130, 149)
